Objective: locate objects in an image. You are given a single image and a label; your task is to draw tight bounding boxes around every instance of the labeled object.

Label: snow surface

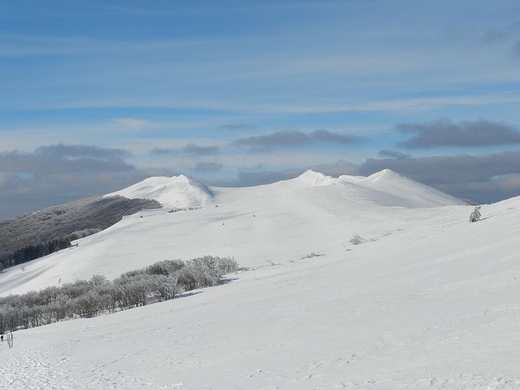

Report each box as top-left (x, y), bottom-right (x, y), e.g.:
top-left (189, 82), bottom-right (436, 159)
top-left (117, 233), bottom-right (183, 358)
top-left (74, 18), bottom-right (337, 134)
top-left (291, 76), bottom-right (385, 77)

top-left (2, 170), bottom-right (520, 389)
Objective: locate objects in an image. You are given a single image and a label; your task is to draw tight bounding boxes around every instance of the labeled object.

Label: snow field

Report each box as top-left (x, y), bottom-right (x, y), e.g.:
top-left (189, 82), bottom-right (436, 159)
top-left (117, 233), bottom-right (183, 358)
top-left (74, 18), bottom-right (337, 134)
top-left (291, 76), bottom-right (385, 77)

top-left (1, 171), bottom-right (519, 389)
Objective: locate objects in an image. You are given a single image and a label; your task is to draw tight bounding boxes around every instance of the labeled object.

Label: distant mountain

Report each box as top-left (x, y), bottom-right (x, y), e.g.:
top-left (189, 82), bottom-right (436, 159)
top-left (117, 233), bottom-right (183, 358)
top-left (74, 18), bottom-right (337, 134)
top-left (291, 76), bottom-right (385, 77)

top-left (251, 169), bottom-right (465, 208)
top-left (106, 169), bottom-right (465, 209)
top-left (0, 169), bottom-right (465, 273)
top-left (338, 169), bottom-right (466, 208)
top-left (0, 168), bottom-right (469, 294)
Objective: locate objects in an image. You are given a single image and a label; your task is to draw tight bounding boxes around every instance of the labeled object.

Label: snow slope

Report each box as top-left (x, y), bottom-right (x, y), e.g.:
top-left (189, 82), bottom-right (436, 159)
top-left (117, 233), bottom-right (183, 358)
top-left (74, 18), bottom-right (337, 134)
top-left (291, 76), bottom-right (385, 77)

top-left (2, 170), bottom-right (520, 389)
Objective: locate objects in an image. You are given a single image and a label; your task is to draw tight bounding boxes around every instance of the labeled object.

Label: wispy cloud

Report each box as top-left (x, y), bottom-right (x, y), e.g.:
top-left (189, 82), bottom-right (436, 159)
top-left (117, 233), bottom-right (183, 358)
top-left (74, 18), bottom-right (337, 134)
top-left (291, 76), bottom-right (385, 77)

top-left (151, 143), bottom-right (220, 157)
top-left (378, 150), bottom-right (410, 159)
top-left (218, 122), bottom-right (256, 132)
top-left (0, 34), bottom-right (212, 57)
top-left (273, 95), bottom-right (520, 114)
top-left (113, 118), bottom-right (151, 132)
top-left (13, 93), bottom-right (517, 115)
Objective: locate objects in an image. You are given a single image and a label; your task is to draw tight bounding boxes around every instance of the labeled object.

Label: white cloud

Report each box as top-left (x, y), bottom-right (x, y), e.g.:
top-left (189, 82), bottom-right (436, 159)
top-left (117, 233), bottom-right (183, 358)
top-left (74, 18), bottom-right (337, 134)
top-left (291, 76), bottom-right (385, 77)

top-left (113, 118), bottom-right (151, 132)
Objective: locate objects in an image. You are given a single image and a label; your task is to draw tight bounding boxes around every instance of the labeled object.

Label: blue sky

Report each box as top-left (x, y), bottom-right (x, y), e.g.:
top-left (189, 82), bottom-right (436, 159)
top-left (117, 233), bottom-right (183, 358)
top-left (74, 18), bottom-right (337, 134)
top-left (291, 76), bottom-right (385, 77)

top-left (1, 0), bottom-right (520, 221)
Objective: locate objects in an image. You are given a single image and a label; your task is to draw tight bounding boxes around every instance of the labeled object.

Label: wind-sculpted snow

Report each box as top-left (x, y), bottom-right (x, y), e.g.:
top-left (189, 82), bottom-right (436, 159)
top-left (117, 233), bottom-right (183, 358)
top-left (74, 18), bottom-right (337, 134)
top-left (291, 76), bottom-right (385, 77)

top-left (1, 172), bottom-right (519, 389)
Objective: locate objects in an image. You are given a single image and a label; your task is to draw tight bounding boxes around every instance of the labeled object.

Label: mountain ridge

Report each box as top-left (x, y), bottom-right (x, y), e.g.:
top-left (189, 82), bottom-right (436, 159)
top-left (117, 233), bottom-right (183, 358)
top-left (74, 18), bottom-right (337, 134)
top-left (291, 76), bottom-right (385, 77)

top-left (105, 169), bottom-right (465, 210)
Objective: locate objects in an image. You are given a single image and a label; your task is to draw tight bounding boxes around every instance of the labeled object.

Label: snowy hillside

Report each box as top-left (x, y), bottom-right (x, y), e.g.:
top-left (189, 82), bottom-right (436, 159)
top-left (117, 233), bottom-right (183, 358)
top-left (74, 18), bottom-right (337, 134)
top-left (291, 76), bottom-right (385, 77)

top-left (2, 170), bottom-right (520, 389)
top-left (0, 170), bottom-right (465, 295)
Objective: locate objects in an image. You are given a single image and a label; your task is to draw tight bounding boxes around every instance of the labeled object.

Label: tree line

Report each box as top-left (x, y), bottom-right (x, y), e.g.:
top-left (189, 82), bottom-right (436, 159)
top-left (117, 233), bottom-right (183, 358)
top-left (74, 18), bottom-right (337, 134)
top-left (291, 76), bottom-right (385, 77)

top-left (0, 229), bottom-right (104, 271)
top-left (0, 256), bottom-right (238, 333)
top-left (0, 195), bottom-right (161, 272)
top-left (0, 236), bottom-right (72, 271)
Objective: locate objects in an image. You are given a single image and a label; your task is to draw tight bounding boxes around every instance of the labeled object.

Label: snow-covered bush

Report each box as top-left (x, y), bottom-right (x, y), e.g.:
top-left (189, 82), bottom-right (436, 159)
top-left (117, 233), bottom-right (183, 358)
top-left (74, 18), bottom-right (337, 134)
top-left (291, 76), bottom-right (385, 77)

top-left (350, 234), bottom-right (365, 245)
top-left (113, 274), bottom-right (151, 309)
top-left (215, 256), bottom-right (239, 274)
top-left (176, 266), bottom-right (203, 291)
top-left (146, 259), bottom-right (185, 276)
top-left (89, 274), bottom-right (108, 287)
top-left (148, 274), bottom-right (180, 302)
top-left (176, 256), bottom-right (238, 291)
top-left (60, 280), bottom-right (91, 299)
top-left (73, 290), bottom-right (106, 318)
top-left (469, 206), bottom-right (481, 223)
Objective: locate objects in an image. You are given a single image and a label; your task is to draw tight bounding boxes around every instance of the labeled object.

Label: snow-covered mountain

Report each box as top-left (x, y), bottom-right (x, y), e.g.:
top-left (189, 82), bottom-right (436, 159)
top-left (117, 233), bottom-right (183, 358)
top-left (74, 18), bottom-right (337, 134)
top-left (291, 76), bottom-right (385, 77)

top-left (2, 170), bottom-right (520, 389)
top-left (104, 174), bottom-right (215, 209)
top-left (0, 169), bottom-right (464, 295)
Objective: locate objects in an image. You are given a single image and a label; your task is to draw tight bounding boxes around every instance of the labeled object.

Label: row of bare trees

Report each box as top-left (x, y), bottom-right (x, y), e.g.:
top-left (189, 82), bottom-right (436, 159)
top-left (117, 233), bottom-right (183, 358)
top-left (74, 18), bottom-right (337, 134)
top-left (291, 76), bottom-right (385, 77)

top-left (0, 256), bottom-right (238, 333)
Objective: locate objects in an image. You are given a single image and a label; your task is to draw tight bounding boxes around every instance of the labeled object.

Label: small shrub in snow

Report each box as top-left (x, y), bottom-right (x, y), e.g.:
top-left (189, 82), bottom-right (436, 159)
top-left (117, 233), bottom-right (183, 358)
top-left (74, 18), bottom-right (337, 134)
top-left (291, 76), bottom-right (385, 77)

top-left (214, 256), bottom-right (239, 274)
top-left (177, 256), bottom-right (238, 291)
top-left (349, 234), bottom-right (365, 246)
top-left (469, 206), bottom-right (481, 223)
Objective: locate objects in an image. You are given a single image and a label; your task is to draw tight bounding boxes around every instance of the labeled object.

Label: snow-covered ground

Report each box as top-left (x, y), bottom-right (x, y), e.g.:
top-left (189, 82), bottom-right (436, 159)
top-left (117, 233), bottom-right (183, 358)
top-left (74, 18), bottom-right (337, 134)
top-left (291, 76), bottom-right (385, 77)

top-left (1, 170), bottom-right (520, 389)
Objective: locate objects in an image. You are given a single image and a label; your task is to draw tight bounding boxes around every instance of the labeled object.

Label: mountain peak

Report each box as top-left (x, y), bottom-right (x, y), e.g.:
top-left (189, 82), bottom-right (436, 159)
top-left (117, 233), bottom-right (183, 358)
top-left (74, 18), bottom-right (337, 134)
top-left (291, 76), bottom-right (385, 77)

top-left (365, 169), bottom-right (402, 182)
top-left (294, 170), bottom-right (335, 187)
top-left (359, 169), bottom-right (464, 207)
top-left (105, 174), bottom-right (214, 209)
